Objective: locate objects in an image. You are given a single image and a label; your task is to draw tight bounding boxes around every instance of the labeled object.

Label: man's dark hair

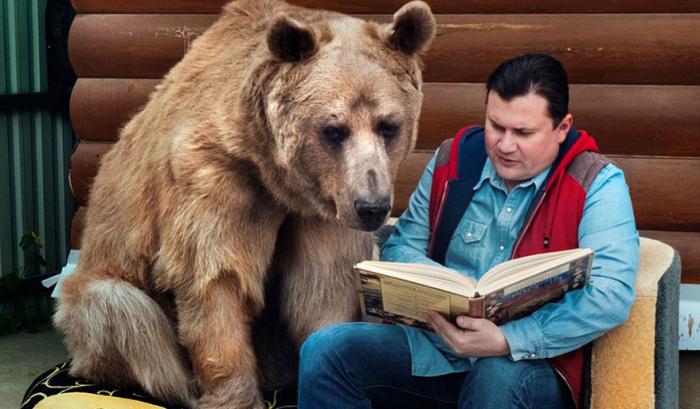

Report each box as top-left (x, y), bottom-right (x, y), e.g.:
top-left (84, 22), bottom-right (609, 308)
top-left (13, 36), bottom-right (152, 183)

top-left (486, 53), bottom-right (569, 127)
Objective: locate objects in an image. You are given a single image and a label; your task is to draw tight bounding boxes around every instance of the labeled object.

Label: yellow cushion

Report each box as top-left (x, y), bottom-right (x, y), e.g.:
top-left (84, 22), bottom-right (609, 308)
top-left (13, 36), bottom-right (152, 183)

top-left (34, 392), bottom-right (165, 409)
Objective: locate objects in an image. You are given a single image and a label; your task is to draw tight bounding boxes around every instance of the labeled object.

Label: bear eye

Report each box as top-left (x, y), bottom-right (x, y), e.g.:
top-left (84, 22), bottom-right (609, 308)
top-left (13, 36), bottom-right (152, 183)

top-left (377, 120), bottom-right (399, 140)
top-left (321, 124), bottom-right (349, 145)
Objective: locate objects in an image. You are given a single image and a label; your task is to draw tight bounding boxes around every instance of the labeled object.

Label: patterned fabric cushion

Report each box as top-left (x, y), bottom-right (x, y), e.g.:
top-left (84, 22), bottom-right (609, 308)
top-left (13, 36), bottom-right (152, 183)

top-left (21, 361), bottom-right (297, 409)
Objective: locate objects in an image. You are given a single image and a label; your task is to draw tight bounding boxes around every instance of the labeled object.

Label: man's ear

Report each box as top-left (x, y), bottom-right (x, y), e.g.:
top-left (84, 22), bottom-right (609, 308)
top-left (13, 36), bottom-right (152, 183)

top-left (267, 15), bottom-right (317, 62)
top-left (557, 114), bottom-right (574, 143)
top-left (383, 1), bottom-right (436, 55)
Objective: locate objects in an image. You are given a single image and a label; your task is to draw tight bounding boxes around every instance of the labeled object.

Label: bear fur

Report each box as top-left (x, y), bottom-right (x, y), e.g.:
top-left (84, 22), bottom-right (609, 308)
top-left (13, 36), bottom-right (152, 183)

top-left (54, 1), bottom-right (436, 408)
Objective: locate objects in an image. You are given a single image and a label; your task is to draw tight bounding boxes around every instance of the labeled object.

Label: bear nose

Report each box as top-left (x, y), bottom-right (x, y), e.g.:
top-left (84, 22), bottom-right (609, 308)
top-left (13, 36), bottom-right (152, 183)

top-left (354, 197), bottom-right (391, 231)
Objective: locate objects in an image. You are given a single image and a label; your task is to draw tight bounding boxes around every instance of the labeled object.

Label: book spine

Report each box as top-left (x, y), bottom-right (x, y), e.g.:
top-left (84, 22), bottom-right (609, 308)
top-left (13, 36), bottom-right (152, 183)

top-left (467, 296), bottom-right (485, 319)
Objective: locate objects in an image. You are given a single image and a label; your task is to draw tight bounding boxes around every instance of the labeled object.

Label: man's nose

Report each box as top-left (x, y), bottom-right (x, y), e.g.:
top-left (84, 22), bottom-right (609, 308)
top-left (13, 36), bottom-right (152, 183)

top-left (498, 132), bottom-right (518, 153)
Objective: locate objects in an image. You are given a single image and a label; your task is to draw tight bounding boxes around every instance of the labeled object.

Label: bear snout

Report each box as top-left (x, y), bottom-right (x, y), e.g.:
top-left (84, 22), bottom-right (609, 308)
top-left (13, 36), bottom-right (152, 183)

top-left (354, 196), bottom-right (391, 231)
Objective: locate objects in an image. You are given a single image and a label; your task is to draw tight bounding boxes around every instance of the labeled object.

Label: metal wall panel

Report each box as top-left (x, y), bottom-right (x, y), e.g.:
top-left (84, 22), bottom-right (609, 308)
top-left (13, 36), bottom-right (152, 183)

top-left (1, 0), bottom-right (47, 94)
top-left (0, 109), bottom-right (74, 278)
top-left (1, 0), bottom-right (74, 278)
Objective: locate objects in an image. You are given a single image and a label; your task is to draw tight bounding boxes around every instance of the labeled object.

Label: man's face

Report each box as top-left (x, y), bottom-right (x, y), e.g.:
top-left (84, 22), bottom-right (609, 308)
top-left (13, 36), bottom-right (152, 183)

top-left (484, 91), bottom-right (572, 191)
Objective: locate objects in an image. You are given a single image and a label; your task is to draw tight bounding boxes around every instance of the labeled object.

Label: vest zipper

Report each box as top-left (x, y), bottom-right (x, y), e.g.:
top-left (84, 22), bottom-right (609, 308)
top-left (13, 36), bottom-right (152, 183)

top-left (511, 191), bottom-right (547, 257)
top-left (429, 179), bottom-right (450, 256)
top-left (543, 171), bottom-right (567, 249)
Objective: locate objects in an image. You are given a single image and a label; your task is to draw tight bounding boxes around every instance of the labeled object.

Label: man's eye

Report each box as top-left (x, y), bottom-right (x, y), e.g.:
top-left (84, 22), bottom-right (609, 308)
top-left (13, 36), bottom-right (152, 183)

top-left (322, 125), bottom-right (349, 145)
top-left (377, 121), bottom-right (399, 139)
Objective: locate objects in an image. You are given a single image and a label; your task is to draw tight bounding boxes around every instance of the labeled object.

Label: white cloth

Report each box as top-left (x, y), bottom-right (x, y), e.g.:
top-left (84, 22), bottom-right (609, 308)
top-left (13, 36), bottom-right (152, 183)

top-left (42, 249), bottom-right (80, 298)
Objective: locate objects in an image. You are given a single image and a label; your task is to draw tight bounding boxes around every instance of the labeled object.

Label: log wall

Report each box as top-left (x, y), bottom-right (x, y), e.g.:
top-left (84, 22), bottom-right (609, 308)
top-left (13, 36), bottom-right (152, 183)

top-left (67, 0), bottom-right (700, 283)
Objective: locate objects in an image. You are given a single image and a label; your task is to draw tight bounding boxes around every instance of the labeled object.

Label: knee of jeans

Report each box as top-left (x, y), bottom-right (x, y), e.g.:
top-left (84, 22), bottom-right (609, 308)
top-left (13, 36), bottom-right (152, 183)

top-left (299, 323), bottom-right (357, 376)
top-left (461, 358), bottom-right (567, 408)
top-left (468, 357), bottom-right (526, 388)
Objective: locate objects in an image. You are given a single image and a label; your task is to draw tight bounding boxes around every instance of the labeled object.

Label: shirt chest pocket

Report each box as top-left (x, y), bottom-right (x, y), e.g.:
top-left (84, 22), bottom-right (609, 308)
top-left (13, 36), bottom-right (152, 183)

top-left (455, 219), bottom-right (488, 247)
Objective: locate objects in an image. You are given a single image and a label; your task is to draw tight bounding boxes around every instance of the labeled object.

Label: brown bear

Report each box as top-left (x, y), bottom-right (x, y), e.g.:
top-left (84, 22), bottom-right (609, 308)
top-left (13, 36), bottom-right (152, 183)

top-left (54, 1), bottom-right (436, 408)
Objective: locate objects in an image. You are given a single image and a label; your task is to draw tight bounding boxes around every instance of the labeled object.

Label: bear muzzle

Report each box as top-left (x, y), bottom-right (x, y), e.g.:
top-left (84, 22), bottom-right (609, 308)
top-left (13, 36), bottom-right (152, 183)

top-left (354, 196), bottom-right (391, 231)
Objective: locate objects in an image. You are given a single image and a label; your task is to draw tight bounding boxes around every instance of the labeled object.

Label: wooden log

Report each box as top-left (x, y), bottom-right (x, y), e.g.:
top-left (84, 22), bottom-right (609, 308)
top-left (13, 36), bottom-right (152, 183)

top-left (71, 0), bottom-right (700, 14)
top-left (70, 78), bottom-right (700, 157)
top-left (612, 155), bottom-right (700, 232)
top-left (640, 230), bottom-right (700, 284)
top-left (68, 14), bottom-right (214, 79)
top-left (69, 142), bottom-right (113, 206)
top-left (68, 13), bottom-right (700, 85)
top-left (416, 84), bottom-right (700, 155)
top-left (393, 151), bottom-right (700, 231)
top-left (70, 78), bottom-right (160, 143)
top-left (70, 142), bottom-right (700, 232)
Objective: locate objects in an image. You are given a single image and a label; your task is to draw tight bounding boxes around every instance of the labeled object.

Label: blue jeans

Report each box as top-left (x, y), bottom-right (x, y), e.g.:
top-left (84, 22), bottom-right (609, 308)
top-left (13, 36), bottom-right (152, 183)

top-left (298, 323), bottom-right (575, 409)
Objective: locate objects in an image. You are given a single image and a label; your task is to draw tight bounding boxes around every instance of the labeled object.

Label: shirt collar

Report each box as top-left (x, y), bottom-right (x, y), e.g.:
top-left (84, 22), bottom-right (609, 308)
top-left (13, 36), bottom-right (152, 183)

top-left (473, 158), bottom-right (552, 193)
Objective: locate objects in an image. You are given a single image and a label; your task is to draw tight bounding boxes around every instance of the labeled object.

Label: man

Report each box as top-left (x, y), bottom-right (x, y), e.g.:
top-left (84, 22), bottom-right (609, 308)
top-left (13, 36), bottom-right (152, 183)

top-left (297, 54), bottom-right (639, 409)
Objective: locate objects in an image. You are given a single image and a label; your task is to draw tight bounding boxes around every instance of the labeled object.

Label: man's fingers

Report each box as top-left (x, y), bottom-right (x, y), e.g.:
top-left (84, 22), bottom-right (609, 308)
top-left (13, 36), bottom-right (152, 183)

top-left (426, 312), bottom-right (510, 357)
top-left (426, 311), bottom-right (465, 351)
top-left (456, 315), bottom-right (482, 331)
top-left (428, 318), bottom-right (454, 350)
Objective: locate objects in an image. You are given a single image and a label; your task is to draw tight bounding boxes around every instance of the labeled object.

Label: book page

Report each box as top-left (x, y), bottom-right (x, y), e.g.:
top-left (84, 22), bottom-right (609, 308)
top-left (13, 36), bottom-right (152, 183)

top-left (479, 255), bottom-right (591, 324)
top-left (355, 261), bottom-right (477, 293)
top-left (477, 250), bottom-right (592, 296)
top-left (477, 252), bottom-right (563, 287)
top-left (477, 248), bottom-right (591, 289)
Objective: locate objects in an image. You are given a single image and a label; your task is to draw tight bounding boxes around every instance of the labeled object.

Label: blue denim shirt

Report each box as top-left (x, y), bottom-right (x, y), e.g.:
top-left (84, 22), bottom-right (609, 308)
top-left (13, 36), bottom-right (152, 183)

top-left (380, 152), bottom-right (639, 377)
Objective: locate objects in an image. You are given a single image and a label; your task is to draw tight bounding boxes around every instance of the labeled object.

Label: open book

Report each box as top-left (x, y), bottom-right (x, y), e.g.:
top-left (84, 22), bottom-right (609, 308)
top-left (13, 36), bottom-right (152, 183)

top-left (355, 248), bottom-right (592, 330)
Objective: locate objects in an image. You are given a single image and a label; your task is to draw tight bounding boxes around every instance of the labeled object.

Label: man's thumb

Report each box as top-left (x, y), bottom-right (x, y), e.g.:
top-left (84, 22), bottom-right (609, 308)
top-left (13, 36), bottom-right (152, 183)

top-left (457, 315), bottom-right (479, 330)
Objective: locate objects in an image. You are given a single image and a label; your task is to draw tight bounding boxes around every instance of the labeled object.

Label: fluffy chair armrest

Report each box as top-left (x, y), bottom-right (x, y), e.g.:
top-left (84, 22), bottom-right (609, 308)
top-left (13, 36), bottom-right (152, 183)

top-left (589, 237), bottom-right (680, 409)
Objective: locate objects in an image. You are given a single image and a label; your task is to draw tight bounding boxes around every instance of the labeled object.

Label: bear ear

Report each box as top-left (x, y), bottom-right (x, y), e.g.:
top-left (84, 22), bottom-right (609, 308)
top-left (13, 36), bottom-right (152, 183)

top-left (383, 1), bottom-right (436, 56)
top-left (267, 15), bottom-right (317, 62)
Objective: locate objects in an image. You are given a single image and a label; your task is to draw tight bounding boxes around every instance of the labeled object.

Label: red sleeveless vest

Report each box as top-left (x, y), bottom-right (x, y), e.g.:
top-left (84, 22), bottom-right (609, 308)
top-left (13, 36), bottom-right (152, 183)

top-left (428, 125), bottom-right (607, 409)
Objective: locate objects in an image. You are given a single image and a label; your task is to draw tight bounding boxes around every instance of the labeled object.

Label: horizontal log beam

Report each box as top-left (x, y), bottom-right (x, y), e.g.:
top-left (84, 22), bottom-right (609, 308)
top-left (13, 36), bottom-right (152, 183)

top-left (68, 13), bottom-right (700, 84)
top-left (640, 230), bottom-right (700, 284)
top-left (70, 78), bottom-right (160, 143)
top-left (394, 151), bottom-right (700, 231)
top-left (69, 142), bottom-right (112, 207)
top-left (70, 0), bottom-right (700, 14)
top-left (70, 79), bottom-right (700, 157)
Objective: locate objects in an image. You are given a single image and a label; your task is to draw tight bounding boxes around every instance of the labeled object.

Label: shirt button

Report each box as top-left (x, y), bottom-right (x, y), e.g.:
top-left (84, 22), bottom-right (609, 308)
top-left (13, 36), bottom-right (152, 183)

top-left (467, 232), bottom-right (472, 237)
top-left (499, 245), bottom-right (505, 251)
top-left (506, 207), bottom-right (512, 213)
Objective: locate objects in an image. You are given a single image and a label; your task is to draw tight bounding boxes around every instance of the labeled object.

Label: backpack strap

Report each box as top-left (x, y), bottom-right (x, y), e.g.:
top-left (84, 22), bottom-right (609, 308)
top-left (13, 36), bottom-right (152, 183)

top-left (428, 126), bottom-right (487, 264)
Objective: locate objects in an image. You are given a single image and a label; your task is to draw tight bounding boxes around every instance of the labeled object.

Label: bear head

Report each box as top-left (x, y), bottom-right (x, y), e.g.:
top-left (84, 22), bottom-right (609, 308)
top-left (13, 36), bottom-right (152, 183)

top-left (253, 1), bottom-right (436, 231)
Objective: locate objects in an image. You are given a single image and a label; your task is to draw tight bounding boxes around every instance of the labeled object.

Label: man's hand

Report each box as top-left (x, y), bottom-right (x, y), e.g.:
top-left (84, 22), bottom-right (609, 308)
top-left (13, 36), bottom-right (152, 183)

top-left (425, 311), bottom-right (510, 358)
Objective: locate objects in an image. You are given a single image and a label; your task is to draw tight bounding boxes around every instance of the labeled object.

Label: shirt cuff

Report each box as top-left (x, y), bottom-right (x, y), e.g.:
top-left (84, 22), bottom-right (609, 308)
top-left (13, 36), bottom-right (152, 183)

top-left (499, 316), bottom-right (546, 361)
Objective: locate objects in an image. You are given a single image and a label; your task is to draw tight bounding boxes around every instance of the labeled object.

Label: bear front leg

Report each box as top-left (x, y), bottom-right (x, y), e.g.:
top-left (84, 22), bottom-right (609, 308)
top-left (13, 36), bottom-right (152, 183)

top-left (277, 215), bottom-right (375, 345)
top-left (178, 276), bottom-right (265, 409)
